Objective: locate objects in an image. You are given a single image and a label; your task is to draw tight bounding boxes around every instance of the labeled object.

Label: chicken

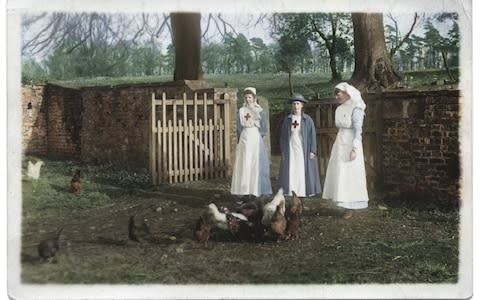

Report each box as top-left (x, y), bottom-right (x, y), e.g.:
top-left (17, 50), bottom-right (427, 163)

top-left (194, 215), bottom-right (211, 247)
top-left (286, 191), bottom-right (302, 240)
top-left (262, 188), bottom-right (285, 226)
top-left (289, 191), bottom-right (303, 216)
top-left (206, 203), bottom-right (229, 230)
top-left (27, 160), bottom-right (44, 180)
top-left (71, 170), bottom-right (81, 195)
top-left (226, 214), bottom-right (241, 236)
top-left (270, 201), bottom-right (287, 240)
top-left (37, 227), bottom-right (63, 262)
top-left (235, 201), bottom-right (259, 218)
top-left (286, 209), bottom-right (301, 240)
top-left (128, 215), bottom-right (151, 242)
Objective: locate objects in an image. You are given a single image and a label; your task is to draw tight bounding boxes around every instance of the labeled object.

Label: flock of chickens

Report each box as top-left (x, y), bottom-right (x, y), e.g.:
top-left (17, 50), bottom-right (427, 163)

top-left (27, 160), bottom-right (304, 262)
top-left (194, 188), bottom-right (303, 247)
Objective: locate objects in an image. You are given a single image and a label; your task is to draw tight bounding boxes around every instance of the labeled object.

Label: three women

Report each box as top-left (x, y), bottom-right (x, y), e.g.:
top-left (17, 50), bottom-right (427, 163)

top-left (231, 83), bottom-right (369, 214)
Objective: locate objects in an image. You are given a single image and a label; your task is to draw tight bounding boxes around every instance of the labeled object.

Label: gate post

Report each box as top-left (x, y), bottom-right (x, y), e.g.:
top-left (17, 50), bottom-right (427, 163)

top-left (150, 93), bottom-right (157, 184)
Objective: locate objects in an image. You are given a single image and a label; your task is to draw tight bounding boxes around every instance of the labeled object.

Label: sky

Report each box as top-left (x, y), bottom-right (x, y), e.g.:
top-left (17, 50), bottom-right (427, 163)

top-left (21, 11), bottom-right (453, 60)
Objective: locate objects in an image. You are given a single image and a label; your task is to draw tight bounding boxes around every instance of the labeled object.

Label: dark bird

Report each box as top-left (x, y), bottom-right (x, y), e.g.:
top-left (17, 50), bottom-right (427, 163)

top-left (128, 215), bottom-right (151, 242)
top-left (37, 227), bottom-right (64, 261)
top-left (194, 215), bottom-right (211, 247)
top-left (235, 200), bottom-right (259, 218)
top-left (71, 169), bottom-right (81, 195)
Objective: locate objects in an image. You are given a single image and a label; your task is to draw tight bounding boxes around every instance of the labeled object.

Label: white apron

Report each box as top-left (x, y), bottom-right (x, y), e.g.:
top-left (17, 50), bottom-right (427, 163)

top-left (231, 107), bottom-right (261, 196)
top-left (322, 101), bottom-right (369, 209)
top-left (288, 115), bottom-right (306, 197)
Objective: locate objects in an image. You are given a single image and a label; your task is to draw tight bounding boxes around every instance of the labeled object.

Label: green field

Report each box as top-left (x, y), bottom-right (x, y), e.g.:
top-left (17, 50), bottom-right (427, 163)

top-left (46, 68), bottom-right (459, 114)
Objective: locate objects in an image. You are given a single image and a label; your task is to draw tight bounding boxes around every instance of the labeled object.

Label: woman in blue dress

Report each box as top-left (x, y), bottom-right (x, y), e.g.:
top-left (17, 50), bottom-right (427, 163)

top-left (278, 94), bottom-right (322, 197)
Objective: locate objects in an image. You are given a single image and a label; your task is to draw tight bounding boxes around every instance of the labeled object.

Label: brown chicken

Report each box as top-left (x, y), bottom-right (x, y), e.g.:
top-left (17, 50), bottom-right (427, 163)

top-left (194, 215), bottom-right (211, 247)
top-left (71, 170), bottom-right (81, 195)
top-left (286, 191), bottom-right (302, 240)
top-left (289, 191), bottom-right (303, 216)
top-left (286, 210), bottom-right (301, 240)
top-left (270, 201), bottom-right (287, 240)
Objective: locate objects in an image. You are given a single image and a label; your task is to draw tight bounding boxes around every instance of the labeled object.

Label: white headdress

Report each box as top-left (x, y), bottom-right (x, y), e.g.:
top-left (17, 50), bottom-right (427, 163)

top-left (243, 87), bottom-right (262, 113)
top-left (335, 82), bottom-right (366, 111)
top-left (244, 87), bottom-right (256, 96)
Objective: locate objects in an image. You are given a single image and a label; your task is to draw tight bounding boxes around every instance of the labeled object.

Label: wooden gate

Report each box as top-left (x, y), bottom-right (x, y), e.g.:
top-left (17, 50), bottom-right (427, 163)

top-left (306, 94), bottom-right (383, 191)
top-left (150, 92), bottom-right (232, 184)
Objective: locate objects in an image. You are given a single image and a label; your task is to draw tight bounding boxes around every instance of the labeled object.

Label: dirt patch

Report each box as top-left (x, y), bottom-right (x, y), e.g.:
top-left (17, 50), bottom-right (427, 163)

top-left (21, 180), bottom-right (459, 284)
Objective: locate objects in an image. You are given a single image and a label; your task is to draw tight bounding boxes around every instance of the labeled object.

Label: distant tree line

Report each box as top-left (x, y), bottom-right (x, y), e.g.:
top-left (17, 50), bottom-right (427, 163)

top-left (21, 12), bottom-right (459, 85)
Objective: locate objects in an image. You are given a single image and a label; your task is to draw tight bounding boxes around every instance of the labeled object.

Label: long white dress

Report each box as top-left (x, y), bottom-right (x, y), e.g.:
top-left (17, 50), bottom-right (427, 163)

top-left (288, 114), bottom-right (306, 197)
top-left (230, 105), bottom-right (272, 196)
top-left (322, 100), bottom-right (369, 209)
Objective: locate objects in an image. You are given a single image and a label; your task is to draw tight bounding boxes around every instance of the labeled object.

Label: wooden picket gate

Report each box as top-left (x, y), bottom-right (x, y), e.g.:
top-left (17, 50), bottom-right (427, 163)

top-left (150, 92), bottom-right (232, 184)
top-left (306, 94), bottom-right (383, 191)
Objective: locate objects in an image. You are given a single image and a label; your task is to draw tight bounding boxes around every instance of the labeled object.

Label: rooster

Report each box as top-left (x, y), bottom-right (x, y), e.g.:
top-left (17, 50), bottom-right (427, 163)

top-left (71, 170), bottom-right (81, 195)
top-left (261, 188), bottom-right (285, 226)
top-left (27, 160), bottom-right (44, 180)
top-left (37, 227), bottom-right (63, 262)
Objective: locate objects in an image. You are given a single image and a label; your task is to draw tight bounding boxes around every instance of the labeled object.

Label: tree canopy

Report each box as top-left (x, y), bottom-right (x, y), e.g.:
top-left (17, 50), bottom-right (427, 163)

top-left (21, 11), bottom-right (459, 89)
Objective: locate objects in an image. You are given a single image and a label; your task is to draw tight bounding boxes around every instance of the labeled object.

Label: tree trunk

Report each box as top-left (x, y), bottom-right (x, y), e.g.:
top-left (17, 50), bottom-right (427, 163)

top-left (441, 49), bottom-right (456, 82)
top-left (171, 13), bottom-right (202, 80)
top-left (288, 71), bottom-right (293, 95)
top-left (327, 48), bottom-right (341, 81)
top-left (350, 13), bottom-right (401, 90)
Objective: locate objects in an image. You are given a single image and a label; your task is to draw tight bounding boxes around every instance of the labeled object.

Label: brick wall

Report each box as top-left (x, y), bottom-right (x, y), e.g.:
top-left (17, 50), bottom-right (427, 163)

top-left (381, 89), bottom-right (460, 208)
top-left (80, 86), bottom-right (152, 167)
top-left (79, 82), bottom-right (238, 170)
top-left (22, 82), bottom-right (460, 207)
top-left (45, 84), bottom-right (83, 158)
top-left (22, 85), bottom-right (48, 155)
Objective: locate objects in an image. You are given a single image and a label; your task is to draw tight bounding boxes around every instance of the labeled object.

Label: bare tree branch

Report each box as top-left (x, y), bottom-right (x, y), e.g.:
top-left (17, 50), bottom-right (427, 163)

top-left (310, 19), bottom-right (332, 50)
top-left (390, 12), bottom-right (419, 57)
top-left (154, 14), bottom-right (170, 37)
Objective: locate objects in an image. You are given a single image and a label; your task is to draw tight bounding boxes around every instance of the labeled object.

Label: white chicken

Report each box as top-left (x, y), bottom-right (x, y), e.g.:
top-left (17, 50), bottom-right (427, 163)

top-left (262, 188), bottom-right (286, 226)
top-left (27, 160), bottom-right (44, 180)
top-left (207, 203), bottom-right (229, 230)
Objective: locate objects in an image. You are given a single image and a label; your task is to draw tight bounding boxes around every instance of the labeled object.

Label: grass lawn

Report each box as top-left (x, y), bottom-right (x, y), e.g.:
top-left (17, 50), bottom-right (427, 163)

top-left (45, 68), bottom-right (459, 114)
top-left (20, 155), bottom-right (459, 284)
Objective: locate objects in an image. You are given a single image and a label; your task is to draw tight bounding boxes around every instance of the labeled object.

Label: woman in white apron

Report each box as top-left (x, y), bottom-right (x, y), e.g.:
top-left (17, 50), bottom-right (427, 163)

top-left (278, 94), bottom-right (322, 197)
top-left (322, 83), bottom-right (369, 217)
top-left (230, 87), bottom-right (272, 197)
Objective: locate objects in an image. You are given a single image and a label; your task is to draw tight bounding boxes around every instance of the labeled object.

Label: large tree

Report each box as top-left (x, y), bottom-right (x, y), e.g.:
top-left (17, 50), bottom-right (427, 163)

top-left (271, 13), bottom-right (351, 81)
top-left (350, 13), bottom-right (401, 90)
top-left (170, 13), bottom-right (202, 80)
